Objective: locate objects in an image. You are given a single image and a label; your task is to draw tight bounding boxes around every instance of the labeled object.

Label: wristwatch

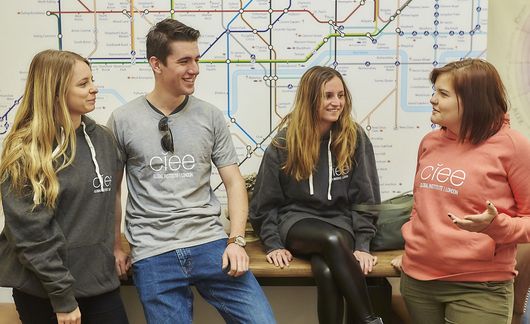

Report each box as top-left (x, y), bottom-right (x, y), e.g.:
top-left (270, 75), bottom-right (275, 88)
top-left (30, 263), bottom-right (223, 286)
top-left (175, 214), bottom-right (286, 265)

top-left (227, 235), bottom-right (246, 248)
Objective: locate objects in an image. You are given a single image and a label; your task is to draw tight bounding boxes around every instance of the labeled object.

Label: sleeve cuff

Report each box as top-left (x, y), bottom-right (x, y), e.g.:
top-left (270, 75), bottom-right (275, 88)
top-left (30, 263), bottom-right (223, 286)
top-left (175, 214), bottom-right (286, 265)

top-left (481, 212), bottom-right (509, 242)
top-left (354, 233), bottom-right (373, 252)
top-left (49, 287), bottom-right (78, 313)
top-left (264, 237), bottom-right (284, 254)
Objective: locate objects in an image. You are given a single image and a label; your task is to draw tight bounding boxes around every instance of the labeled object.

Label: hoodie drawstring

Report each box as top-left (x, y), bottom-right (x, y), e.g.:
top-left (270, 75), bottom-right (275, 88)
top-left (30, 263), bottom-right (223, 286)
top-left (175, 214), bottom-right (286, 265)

top-left (82, 121), bottom-right (104, 191)
top-left (326, 130), bottom-right (332, 200)
top-left (308, 130), bottom-right (333, 200)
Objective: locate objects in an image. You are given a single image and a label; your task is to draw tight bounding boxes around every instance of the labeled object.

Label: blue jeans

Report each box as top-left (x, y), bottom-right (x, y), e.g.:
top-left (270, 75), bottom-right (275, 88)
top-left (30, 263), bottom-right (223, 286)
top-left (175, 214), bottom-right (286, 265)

top-left (132, 239), bottom-right (276, 324)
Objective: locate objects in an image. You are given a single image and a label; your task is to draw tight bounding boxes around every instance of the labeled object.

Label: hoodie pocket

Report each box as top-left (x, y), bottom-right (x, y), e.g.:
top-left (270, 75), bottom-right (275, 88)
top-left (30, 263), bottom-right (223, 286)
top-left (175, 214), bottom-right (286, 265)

top-left (439, 234), bottom-right (497, 263)
top-left (67, 242), bottom-right (117, 292)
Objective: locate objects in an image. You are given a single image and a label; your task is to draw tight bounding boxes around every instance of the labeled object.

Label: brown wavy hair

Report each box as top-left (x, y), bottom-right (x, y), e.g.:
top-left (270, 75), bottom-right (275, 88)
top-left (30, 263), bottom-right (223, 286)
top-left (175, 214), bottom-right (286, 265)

top-left (275, 66), bottom-right (358, 181)
top-left (430, 58), bottom-right (508, 144)
top-left (0, 50), bottom-right (89, 208)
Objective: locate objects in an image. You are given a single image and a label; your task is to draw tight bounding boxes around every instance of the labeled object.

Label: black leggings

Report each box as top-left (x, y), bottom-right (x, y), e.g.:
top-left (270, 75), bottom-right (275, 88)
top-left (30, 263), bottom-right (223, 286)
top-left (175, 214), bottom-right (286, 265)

top-left (12, 288), bottom-right (129, 324)
top-left (286, 218), bottom-right (377, 324)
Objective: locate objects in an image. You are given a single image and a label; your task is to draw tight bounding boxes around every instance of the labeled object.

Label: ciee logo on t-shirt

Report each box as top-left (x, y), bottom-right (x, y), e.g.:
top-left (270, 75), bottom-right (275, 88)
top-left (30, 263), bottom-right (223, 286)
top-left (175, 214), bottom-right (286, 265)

top-left (149, 151), bottom-right (196, 179)
top-left (93, 174), bottom-right (112, 193)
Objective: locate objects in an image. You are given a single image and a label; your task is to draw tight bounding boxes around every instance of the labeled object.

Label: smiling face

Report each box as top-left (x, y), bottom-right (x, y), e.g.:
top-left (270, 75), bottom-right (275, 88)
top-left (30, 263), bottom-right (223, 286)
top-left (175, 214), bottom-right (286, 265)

top-left (430, 72), bottom-right (463, 135)
top-left (318, 76), bottom-right (345, 134)
top-left (155, 40), bottom-right (200, 97)
top-left (66, 60), bottom-right (98, 120)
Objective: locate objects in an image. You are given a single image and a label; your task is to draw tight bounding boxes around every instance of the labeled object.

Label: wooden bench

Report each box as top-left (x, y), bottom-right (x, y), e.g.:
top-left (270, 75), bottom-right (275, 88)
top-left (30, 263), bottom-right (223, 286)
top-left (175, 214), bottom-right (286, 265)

top-left (246, 240), bottom-right (402, 278)
top-left (120, 235), bottom-right (402, 280)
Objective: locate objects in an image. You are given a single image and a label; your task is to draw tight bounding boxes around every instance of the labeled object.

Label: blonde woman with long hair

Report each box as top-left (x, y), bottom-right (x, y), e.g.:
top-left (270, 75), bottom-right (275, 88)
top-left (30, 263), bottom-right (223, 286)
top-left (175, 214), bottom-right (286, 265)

top-left (250, 66), bottom-right (383, 324)
top-left (0, 50), bottom-right (128, 324)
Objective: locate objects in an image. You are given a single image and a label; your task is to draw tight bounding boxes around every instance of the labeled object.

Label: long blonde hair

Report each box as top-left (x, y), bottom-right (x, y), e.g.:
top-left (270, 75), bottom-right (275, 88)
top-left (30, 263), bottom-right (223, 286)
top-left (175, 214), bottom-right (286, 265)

top-left (0, 50), bottom-right (89, 208)
top-left (277, 66), bottom-right (358, 181)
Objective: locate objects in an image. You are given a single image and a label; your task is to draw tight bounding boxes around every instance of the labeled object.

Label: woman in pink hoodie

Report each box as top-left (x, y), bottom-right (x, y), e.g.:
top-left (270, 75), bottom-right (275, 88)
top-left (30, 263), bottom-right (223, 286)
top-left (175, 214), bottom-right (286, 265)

top-left (392, 58), bottom-right (530, 324)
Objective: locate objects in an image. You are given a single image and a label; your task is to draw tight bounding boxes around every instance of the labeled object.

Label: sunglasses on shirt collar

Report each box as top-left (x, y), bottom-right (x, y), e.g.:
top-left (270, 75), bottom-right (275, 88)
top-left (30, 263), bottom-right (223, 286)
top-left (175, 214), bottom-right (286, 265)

top-left (158, 116), bottom-right (174, 153)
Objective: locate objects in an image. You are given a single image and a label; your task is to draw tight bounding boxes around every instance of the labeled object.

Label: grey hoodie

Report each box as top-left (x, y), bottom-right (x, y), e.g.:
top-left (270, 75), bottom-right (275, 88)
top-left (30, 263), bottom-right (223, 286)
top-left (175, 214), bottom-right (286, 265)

top-left (0, 116), bottom-right (121, 313)
top-left (249, 126), bottom-right (380, 253)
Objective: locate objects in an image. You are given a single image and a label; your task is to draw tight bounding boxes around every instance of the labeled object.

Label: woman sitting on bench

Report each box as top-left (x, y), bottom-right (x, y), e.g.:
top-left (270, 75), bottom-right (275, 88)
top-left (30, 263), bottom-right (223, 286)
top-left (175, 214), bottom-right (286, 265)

top-left (250, 66), bottom-right (383, 324)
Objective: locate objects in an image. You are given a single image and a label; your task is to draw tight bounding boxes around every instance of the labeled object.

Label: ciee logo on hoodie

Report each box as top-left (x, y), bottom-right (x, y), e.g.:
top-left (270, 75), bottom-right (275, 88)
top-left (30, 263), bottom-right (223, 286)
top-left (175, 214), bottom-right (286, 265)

top-left (332, 166), bottom-right (350, 181)
top-left (93, 175), bottom-right (112, 193)
top-left (418, 162), bottom-right (466, 195)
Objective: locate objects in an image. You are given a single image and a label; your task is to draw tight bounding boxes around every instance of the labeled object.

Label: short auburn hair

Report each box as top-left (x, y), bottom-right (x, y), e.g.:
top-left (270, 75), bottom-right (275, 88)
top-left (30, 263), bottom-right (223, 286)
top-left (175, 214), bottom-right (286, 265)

top-left (430, 58), bottom-right (508, 144)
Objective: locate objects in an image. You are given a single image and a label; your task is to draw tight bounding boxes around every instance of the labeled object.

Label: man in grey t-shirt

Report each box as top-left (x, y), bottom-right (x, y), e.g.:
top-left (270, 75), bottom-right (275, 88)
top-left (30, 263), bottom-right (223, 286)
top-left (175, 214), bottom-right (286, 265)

top-left (108, 18), bottom-right (275, 324)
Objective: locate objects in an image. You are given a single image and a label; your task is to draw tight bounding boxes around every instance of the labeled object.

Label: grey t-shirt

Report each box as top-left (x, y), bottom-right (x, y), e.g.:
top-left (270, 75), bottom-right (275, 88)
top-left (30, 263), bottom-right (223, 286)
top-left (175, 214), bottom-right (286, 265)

top-left (108, 95), bottom-right (238, 262)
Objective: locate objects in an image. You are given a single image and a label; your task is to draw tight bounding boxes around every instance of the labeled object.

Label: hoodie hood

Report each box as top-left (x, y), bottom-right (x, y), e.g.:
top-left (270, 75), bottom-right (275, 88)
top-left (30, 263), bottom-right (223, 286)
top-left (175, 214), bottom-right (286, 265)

top-left (442, 113), bottom-right (512, 141)
top-left (47, 116), bottom-right (101, 204)
top-left (79, 115), bottom-right (97, 133)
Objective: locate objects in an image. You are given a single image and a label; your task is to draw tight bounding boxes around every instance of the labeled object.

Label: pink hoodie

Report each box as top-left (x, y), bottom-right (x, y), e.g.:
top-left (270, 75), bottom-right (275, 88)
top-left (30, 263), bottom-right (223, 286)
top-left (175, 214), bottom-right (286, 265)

top-left (402, 123), bottom-right (530, 282)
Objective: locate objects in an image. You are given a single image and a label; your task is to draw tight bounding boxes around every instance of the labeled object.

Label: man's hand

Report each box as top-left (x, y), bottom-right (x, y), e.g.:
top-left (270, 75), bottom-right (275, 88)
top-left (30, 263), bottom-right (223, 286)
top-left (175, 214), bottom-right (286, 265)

top-left (114, 245), bottom-right (131, 280)
top-left (222, 243), bottom-right (249, 277)
top-left (56, 307), bottom-right (81, 324)
top-left (112, 169), bottom-right (130, 280)
top-left (448, 201), bottom-right (498, 232)
top-left (353, 250), bottom-right (378, 275)
top-left (266, 249), bottom-right (293, 268)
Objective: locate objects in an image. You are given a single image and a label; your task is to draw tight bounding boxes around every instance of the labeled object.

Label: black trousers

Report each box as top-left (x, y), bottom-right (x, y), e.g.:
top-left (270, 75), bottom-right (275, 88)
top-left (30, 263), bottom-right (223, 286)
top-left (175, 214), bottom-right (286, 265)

top-left (286, 218), bottom-right (377, 324)
top-left (12, 288), bottom-right (129, 324)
